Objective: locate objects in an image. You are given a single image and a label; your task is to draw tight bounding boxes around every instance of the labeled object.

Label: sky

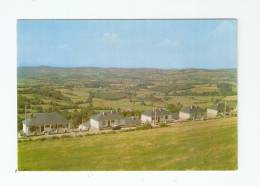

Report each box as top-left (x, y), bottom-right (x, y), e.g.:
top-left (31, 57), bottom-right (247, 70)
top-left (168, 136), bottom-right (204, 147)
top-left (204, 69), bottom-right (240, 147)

top-left (17, 19), bottom-right (237, 69)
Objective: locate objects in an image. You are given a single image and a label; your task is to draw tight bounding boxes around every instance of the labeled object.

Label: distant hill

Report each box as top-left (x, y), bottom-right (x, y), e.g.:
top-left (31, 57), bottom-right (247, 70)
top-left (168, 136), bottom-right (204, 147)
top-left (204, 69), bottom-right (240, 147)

top-left (17, 66), bottom-right (237, 81)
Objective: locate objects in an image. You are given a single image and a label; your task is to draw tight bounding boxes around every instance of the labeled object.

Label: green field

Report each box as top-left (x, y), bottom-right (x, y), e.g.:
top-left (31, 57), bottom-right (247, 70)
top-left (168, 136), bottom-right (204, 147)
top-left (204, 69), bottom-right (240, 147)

top-left (18, 117), bottom-right (237, 171)
top-left (17, 67), bottom-right (237, 129)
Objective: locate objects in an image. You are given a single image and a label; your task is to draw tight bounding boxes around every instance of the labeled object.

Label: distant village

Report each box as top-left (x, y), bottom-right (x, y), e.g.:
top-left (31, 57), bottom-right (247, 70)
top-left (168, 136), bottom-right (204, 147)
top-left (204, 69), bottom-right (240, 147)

top-left (20, 102), bottom-right (237, 137)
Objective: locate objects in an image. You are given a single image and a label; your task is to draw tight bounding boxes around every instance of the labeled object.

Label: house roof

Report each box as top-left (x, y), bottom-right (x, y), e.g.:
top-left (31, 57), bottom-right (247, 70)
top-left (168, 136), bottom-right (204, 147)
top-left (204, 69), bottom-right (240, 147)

top-left (180, 106), bottom-right (203, 114)
top-left (23, 119), bottom-right (32, 126)
top-left (142, 108), bottom-right (171, 117)
top-left (91, 111), bottom-right (124, 121)
top-left (124, 116), bottom-right (140, 125)
top-left (23, 112), bottom-right (69, 126)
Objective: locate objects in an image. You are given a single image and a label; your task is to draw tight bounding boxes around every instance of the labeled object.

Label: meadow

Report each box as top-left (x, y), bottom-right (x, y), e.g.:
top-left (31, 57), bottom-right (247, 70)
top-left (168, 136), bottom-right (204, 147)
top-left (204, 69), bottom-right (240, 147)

top-left (18, 117), bottom-right (237, 170)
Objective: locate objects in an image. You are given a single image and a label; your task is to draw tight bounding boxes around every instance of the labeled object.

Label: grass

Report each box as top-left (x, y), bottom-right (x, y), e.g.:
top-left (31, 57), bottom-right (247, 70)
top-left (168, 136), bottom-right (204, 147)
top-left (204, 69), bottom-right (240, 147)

top-left (93, 98), bottom-right (152, 111)
top-left (18, 117), bottom-right (237, 171)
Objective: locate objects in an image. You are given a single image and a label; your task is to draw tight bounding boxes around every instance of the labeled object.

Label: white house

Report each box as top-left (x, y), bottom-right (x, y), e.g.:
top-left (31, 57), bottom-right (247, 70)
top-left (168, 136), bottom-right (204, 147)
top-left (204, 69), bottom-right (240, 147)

top-left (179, 106), bottom-right (204, 120)
top-left (89, 111), bottom-right (124, 132)
top-left (207, 103), bottom-right (231, 118)
top-left (141, 108), bottom-right (178, 125)
top-left (207, 106), bottom-right (218, 118)
top-left (22, 112), bottom-right (69, 135)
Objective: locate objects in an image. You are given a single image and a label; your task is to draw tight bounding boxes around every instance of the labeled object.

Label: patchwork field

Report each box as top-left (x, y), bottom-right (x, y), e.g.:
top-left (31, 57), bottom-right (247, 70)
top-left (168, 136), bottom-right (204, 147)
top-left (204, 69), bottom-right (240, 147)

top-left (18, 117), bottom-right (237, 170)
top-left (17, 67), bottom-right (237, 129)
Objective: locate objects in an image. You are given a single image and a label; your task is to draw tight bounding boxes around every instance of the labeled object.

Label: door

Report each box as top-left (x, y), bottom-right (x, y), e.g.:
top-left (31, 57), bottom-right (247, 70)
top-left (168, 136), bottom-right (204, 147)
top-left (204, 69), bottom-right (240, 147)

top-left (41, 126), bottom-right (44, 132)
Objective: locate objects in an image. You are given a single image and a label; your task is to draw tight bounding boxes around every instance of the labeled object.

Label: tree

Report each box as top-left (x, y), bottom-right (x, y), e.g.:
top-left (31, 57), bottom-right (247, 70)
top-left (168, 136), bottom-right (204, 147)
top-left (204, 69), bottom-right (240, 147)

top-left (167, 103), bottom-right (182, 113)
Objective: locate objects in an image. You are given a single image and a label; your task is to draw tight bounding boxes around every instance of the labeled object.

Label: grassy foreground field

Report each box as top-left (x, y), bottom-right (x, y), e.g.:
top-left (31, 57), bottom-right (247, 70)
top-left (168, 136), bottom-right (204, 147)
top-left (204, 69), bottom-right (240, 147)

top-left (18, 117), bottom-right (237, 171)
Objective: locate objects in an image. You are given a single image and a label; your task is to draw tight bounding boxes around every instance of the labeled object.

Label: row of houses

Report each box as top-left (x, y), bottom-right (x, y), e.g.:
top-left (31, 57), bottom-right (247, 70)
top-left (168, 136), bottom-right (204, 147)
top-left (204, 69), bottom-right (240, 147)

top-left (22, 103), bottom-right (234, 135)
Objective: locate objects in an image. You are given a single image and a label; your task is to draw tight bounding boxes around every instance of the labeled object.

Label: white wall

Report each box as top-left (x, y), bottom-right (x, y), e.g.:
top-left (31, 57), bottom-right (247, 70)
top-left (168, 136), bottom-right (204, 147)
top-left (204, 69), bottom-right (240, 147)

top-left (207, 108), bottom-right (218, 118)
top-left (141, 114), bottom-right (152, 123)
top-left (90, 119), bottom-right (100, 132)
top-left (22, 124), bottom-right (29, 135)
top-left (78, 124), bottom-right (88, 131)
top-left (179, 112), bottom-right (191, 120)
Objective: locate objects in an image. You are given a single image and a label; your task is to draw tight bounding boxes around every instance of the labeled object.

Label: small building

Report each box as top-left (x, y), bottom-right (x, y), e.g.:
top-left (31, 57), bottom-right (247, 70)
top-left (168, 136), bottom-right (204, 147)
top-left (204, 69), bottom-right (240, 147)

top-left (207, 105), bottom-right (219, 118)
top-left (141, 108), bottom-right (178, 125)
top-left (179, 106), bottom-right (204, 120)
top-left (89, 111), bottom-right (124, 132)
top-left (22, 112), bottom-right (69, 135)
top-left (207, 103), bottom-right (231, 118)
top-left (78, 121), bottom-right (90, 131)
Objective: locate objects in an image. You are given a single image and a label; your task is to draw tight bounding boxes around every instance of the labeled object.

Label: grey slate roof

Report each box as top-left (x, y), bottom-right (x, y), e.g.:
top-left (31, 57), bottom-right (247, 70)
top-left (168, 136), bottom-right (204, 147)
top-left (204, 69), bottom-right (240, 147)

top-left (23, 119), bottom-right (32, 126)
top-left (142, 108), bottom-right (171, 117)
top-left (124, 116), bottom-right (140, 125)
top-left (91, 111), bottom-right (124, 122)
top-left (23, 112), bottom-right (68, 126)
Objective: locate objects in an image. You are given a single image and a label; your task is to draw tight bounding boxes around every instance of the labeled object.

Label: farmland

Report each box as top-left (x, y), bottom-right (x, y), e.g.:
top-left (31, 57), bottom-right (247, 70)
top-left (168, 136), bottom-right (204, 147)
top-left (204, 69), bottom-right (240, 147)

top-left (17, 66), bottom-right (237, 128)
top-left (18, 117), bottom-right (237, 170)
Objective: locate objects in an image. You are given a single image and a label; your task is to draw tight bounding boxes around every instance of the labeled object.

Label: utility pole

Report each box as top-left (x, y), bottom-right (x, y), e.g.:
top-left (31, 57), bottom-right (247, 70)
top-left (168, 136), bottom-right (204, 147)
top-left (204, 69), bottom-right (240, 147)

top-left (24, 105), bottom-right (27, 121)
top-left (154, 106), bottom-right (157, 126)
top-left (152, 105), bottom-right (155, 126)
top-left (224, 100), bottom-right (226, 118)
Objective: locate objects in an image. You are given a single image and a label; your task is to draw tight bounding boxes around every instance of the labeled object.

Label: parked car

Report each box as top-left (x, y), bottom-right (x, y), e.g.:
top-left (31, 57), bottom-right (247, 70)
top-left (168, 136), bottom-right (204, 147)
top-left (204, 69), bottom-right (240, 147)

top-left (112, 125), bottom-right (121, 130)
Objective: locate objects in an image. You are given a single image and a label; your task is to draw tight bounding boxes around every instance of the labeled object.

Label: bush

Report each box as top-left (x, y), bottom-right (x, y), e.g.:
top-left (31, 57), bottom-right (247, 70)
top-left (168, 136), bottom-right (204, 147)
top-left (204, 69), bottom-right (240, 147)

top-left (159, 123), bottom-right (168, 128)
top-left (136, 123), bottom-right (152, 130)
top-left (167, 103), bottom-right (182, 113)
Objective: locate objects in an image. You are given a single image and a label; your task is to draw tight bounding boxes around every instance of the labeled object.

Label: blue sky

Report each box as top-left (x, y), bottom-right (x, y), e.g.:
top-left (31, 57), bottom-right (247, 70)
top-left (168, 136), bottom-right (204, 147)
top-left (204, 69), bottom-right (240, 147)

top-left (17, 19), bottom-right (237, 69)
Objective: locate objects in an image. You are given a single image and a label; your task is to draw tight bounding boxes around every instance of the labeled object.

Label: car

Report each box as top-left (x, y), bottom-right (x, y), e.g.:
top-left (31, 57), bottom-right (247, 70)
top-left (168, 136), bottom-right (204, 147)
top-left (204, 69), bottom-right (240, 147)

top-left (112, 125), bottom-right (121, 130)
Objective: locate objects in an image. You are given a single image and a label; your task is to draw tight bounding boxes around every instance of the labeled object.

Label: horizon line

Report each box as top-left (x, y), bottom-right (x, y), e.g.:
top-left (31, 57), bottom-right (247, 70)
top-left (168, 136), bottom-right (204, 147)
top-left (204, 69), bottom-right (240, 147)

top-left (17, 65), bottom-right (237, 70)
